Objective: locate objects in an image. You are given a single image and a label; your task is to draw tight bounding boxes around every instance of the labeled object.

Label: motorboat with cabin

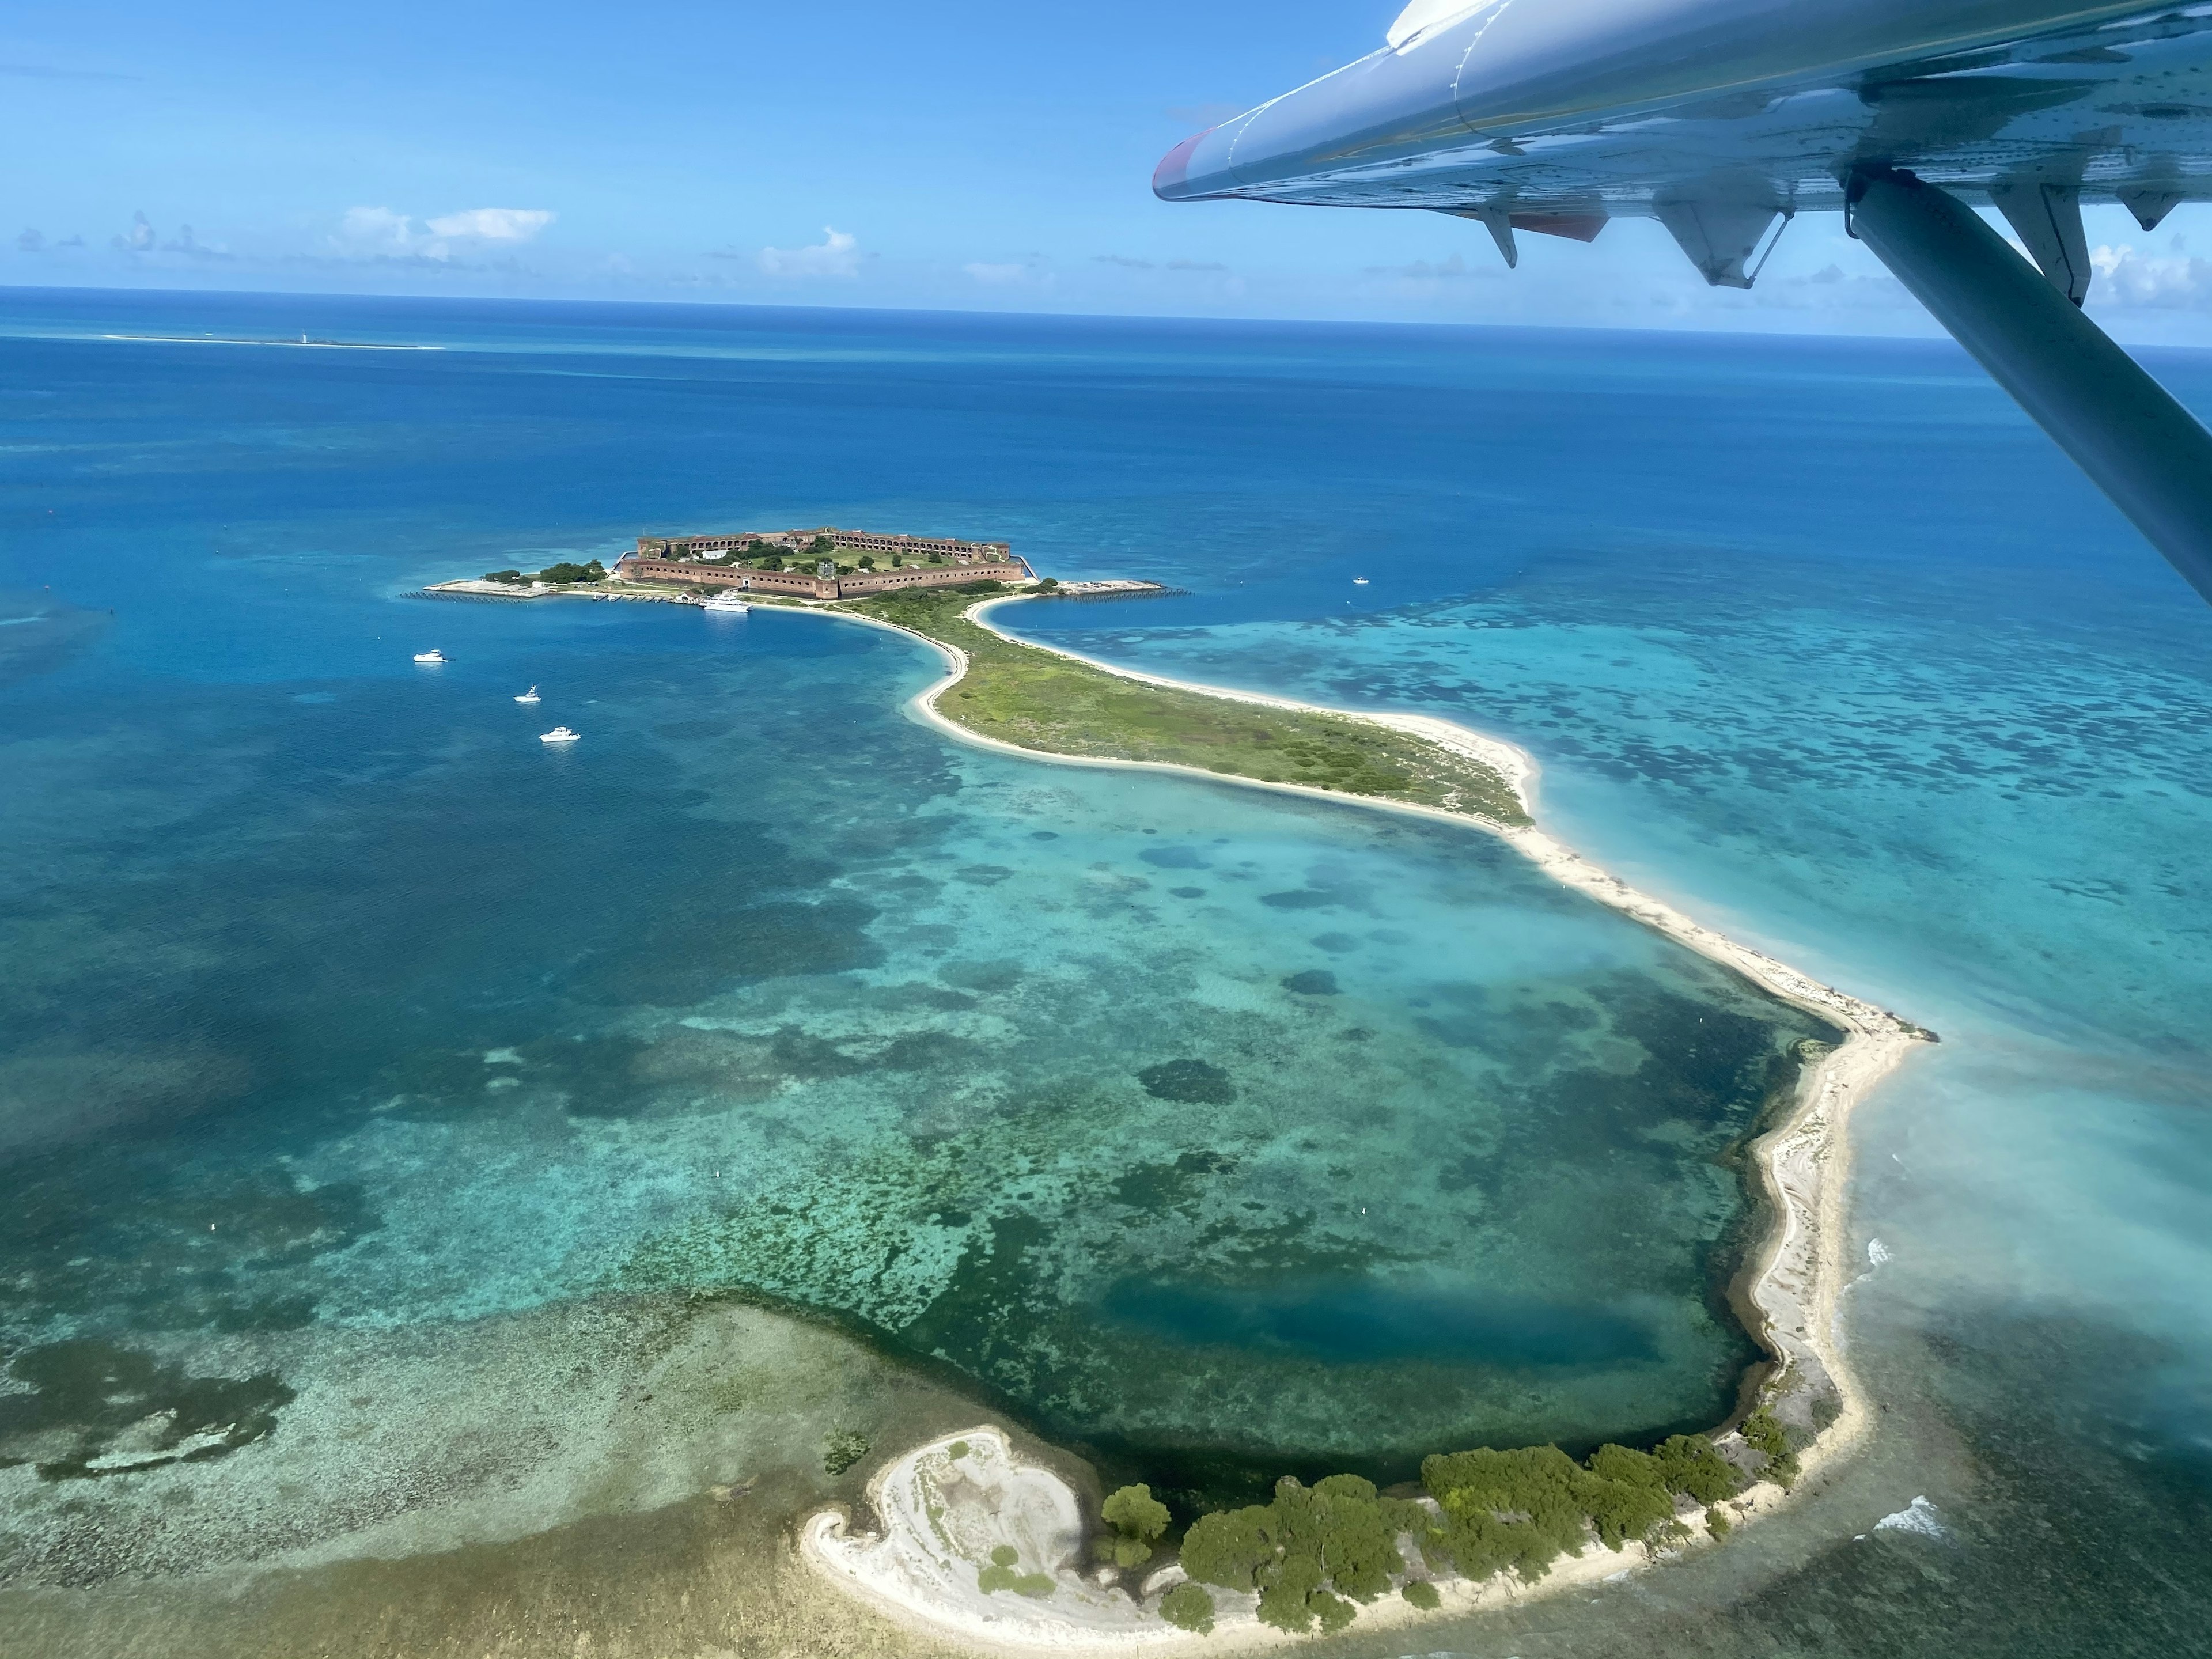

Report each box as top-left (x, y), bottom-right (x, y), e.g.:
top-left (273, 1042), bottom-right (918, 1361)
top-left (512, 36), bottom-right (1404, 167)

top-left (540, 726), bottom-right (580, 744)
top-left (516, 685), bottom-right (540, 703)
top-left (413, 649), bottom-right (447, 663)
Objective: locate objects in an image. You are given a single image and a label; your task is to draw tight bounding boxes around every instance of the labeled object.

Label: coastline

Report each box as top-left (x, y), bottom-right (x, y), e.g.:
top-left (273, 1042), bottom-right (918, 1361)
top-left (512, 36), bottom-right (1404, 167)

top-left (764, 590), bottom-right (1925, 1647)
top-left (800, 1423), bottom-right (1831, 1659)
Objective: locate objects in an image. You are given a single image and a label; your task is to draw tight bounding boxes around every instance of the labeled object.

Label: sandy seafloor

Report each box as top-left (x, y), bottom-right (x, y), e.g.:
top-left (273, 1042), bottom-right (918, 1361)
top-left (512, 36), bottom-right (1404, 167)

top-left (2, 289), bottom-right (2210, 1657)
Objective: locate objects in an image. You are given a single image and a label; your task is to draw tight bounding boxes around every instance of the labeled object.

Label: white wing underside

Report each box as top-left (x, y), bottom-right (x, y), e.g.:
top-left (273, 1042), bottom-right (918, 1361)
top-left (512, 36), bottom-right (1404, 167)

top-left (1175, 3), bottom-right (2212, 222)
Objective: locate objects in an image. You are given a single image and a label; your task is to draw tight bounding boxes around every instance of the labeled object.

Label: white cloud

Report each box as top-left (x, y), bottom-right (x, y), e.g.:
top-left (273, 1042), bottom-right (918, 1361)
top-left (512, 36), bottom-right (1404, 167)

top-left (159, 224), bottom-right (230, 260)
top-left (425, 207), bottom-right (553, 242)
top-left (112, 210), bottom-right (154, 252)
top-left (963, 261), bottom-right (1030, 285)
top-left (17, 228), bottom-right (41, 252)
top-left (2090, 241), bottom-right (2212, 308)
top-left (339, 206), bottom-right (421, 250)
top-left (331, 205), bottom-right (552, 264)
top-left (759, 226), bottom-right (859, 278)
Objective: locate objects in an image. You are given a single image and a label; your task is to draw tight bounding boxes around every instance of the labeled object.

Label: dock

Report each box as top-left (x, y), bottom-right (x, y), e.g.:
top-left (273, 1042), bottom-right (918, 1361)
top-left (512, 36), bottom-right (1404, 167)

top-left (1042, 579), bottom-right (1185, 601)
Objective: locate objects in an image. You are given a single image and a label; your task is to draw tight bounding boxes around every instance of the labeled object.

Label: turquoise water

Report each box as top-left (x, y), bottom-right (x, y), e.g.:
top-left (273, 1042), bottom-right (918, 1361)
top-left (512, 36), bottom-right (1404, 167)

top-left (2, 289), bottom-right (2208, 1650)
top-left (0, 290), bottom-right (1827, 1521)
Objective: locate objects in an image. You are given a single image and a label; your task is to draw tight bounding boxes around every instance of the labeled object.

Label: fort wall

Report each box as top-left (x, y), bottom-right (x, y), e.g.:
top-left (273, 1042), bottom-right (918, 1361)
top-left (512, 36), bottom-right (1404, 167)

top-left (617, 556), bottom-right (1029, 599)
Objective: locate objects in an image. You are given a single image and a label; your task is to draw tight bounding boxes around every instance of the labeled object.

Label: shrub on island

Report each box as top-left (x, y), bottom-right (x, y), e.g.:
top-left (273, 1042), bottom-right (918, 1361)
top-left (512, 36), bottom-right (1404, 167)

top-left (1179, 1473), bottom-right (1422, 1634)
top-left (1400, 1578), bottom-right (1440, 1610)
top-left (1418, 1439), bottom-right (1737, 1580)
top-left (483, 569), bottom-right (527, 585)
top-left (1171, 1435), bottom-right (1745, 1626)
top-left (1099, 1482), bottom-right (1172, 1569)
top-left (537, 559), bottom-right (605, 585)
top-left (1736, 1407), bottom-right (1799, 1488)
top-left (1159, 1581), bottom-right (1217, 1633)
top-left (978, 1543), bottom-right (1054, 1597)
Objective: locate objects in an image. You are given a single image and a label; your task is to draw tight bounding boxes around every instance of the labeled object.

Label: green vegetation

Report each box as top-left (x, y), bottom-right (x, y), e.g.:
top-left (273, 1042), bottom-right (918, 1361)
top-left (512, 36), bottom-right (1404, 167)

top-left (1100, 1483), bottom-right (1172, 1569)
top-left (1160, 1582), bottom-right (1217, 1634)
top-left (1171, 1434), bottom-right (1746, 1628)
top-left (978, 1544), bottom-right (1055, 1597)
top-left (1418, 1438), bottom-right (1738, 1581)
top-left (840, 585), bottom-right (1527, 825)
top-left (1179, 1473), bottom-right (1422, 1633)
top-left (1705, 1505), bottom-right (1732, 1539)
top-left (1400, 1578), bottom-right (1440, 1611)
top-left (538, 559), bottom-right (605, 585)
top-left (946, 1439), bottom-right (970, 1459)
top-left (823, 1428), bottom-right (871, 1476)
top-left (1737, 1406), bottom-right (1799, 1488)
top-left (483, 569), bottom-right (527, 585)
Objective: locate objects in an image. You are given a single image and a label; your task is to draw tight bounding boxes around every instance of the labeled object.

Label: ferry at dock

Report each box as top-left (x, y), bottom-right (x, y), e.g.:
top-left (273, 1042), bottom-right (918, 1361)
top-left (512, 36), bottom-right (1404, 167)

top-left (701, 593), bottom-right (751, 613)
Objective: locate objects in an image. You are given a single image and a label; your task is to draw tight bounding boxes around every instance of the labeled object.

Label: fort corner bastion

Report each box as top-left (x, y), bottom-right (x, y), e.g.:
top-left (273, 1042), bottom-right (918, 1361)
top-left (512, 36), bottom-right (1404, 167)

top-left (619, 526), bottom-right (1033, 600)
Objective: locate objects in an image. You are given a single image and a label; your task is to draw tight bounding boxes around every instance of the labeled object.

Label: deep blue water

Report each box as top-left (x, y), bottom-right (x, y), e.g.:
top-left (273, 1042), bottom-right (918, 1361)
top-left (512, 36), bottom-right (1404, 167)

top-left (2, 287), bottom-right (2210, 1653)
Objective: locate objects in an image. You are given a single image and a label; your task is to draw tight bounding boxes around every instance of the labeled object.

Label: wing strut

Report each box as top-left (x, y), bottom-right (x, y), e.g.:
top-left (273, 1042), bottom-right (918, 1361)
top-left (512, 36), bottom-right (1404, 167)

top-left (1849, 168), bottom-right (2212, 602)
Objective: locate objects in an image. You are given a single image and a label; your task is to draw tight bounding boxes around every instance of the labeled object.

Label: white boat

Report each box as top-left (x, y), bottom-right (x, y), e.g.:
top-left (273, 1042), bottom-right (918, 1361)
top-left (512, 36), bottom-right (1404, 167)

top-left (515, 685), bottom-right (540, 704)
top-left (1351, 577), bottom-right (1369, 586)
top-left (413, 649), bottom-right (447, 663)
top-left (701, 593), bottom-right (750, 613)
top-left (539, 726), bottom-right (579, 744)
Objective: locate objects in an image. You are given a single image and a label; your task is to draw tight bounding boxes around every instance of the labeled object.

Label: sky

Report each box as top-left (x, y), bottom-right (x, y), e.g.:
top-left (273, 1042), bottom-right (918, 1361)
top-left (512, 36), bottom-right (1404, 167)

top-left (7, 0), bottom-right (2212, 340)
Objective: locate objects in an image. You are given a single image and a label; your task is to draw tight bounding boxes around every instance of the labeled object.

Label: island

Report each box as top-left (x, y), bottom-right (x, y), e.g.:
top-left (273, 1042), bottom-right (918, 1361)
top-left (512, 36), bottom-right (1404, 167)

top-left (425, 526), bottom-right (1933, 1650)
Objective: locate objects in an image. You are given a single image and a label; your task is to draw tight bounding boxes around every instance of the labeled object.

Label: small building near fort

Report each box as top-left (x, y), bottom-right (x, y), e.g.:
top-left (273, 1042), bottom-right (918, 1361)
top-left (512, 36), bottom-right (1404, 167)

top-left (618, 527), bottom-right (1030, 599)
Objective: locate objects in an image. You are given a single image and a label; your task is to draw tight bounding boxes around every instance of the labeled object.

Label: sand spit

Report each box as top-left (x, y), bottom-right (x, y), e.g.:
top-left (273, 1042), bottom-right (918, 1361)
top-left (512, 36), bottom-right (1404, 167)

top-left (801, 1428), bottom-right (1813, 1657)
top-left (779, 594), bottom-right (1928, 1650)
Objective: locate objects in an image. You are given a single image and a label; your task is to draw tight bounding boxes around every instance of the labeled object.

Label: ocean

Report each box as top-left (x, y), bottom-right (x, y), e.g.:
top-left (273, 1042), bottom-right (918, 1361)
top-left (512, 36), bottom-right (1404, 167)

top-left (1, 286), bottom-right (2207, 1656)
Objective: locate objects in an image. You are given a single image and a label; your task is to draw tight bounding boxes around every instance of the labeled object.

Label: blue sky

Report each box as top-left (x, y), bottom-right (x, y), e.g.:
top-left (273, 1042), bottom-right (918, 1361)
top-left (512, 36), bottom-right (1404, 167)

top-left (7, 0), bottom-right (2211, 339)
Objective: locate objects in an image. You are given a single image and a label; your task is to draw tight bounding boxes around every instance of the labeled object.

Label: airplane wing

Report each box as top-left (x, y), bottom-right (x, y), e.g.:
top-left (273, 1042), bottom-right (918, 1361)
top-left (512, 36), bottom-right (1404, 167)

top-left (1156, 1), bottom-right (2212, 602)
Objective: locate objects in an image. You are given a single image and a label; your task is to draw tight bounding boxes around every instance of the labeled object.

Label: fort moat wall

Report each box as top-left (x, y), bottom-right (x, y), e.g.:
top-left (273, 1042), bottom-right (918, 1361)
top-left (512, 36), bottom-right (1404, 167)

top-left (620, 525), bottom-right (1032, 599)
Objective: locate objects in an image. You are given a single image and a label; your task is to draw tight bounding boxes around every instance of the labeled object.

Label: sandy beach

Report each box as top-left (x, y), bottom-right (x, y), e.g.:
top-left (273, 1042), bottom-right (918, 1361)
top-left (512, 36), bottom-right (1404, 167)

top-left (771, 594), bottom-right (1925, 1650)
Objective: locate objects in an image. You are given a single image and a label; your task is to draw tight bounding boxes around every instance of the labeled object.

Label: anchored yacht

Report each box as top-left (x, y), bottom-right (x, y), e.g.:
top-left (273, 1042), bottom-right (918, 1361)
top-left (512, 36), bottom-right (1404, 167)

top-left (702, 593), bottom-right (750, 613)
top-left (515, 685), bottom-right (540, 703)
top-left (539, 726), bottom-right (579, 744)
top-left (412, 649), bottom-right (446, 664)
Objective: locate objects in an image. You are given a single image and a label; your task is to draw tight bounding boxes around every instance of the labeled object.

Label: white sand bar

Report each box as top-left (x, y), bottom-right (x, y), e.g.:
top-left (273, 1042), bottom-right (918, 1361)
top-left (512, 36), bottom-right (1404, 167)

top-left (804, 1428), bottom-right (1192, 1654)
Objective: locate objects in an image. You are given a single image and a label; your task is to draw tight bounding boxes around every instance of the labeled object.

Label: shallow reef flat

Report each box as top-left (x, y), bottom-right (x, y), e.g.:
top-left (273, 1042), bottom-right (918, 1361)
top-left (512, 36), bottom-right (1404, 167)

top-left (2, 598), bottom-right (1835, 1532)
top-left (0, 1293), bottom-right (991, 1659)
